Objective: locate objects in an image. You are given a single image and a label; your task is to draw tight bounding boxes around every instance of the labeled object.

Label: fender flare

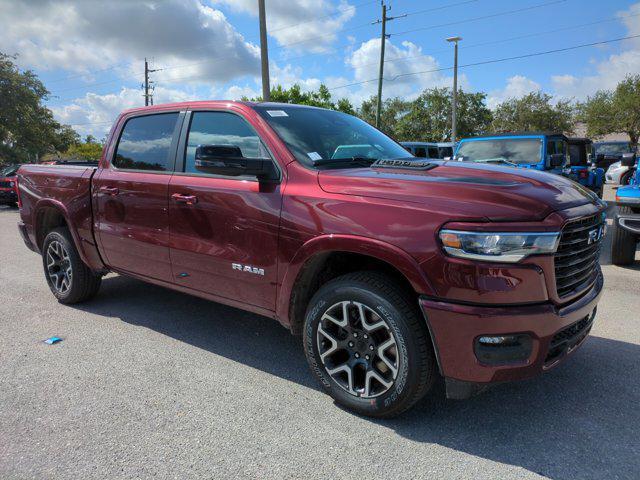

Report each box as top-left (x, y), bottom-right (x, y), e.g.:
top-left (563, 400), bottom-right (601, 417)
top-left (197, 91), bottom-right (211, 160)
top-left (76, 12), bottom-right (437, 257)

top-left (276, 234), bottom-right (435, 327)
top-left (32, 199), bottom-right (104, 270)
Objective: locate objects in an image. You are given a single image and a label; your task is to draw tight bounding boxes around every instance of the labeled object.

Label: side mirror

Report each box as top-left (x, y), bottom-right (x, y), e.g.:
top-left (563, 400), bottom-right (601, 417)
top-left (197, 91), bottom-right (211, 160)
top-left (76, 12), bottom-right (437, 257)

top-left (548, 153), bottom-right (566, 168)
top-left (621, 152), bottom-right (637, 167)
top-left (195, 145), bottom-right (279, 183)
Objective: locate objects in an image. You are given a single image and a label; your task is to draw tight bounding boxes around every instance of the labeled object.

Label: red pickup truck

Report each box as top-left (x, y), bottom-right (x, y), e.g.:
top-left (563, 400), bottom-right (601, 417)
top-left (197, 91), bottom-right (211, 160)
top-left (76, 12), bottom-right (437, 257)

top-left (16, 101), bottom-right (606, 417)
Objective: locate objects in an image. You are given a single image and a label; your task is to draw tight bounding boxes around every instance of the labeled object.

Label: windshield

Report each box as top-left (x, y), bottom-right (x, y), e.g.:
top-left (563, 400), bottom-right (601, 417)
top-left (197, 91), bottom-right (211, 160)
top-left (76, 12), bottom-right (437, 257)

top-left (1, 166), bottom-right (17, 177)
top-left (594, 143), bottom-right (631, 155)
top-left (254, 105), bottom-right (412, 167)
top-left (456, 138), bottom-right (542, 165)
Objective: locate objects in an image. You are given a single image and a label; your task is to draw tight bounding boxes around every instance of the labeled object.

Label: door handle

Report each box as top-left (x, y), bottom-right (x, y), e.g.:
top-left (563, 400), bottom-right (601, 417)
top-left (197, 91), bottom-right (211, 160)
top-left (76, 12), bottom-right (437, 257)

top-left (99, 186), bottom-right (119, 196)
top-left (171, 193), bottom-right (198, 205)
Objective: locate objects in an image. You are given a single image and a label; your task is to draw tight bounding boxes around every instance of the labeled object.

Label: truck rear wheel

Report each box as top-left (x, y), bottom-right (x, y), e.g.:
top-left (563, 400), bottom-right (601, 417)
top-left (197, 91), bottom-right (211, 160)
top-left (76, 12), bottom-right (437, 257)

top-left (303, 271), bottom-right (437, 418)
top-left (611, 206), bottom-right (637, 266)
top-left (42, 227), bottom-right (102, 304)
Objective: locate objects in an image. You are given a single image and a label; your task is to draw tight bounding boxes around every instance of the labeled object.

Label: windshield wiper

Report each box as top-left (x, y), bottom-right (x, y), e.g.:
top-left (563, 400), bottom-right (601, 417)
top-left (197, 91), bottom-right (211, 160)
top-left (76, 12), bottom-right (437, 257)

top-left (312, 156), bottom-right (378, 168)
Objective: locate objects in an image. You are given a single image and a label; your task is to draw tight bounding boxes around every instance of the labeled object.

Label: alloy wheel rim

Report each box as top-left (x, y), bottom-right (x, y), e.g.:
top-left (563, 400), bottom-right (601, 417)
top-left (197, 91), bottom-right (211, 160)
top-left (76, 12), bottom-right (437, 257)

top-left (316, 300), bottom-right (399, 398)
top-left (46, 240), bottom-right (72, 294)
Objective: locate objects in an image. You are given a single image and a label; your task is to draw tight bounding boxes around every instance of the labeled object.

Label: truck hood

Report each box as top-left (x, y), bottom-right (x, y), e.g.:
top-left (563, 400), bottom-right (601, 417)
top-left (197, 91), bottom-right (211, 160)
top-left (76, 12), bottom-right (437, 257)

top-left (318, 161), bottom-right (602, 221)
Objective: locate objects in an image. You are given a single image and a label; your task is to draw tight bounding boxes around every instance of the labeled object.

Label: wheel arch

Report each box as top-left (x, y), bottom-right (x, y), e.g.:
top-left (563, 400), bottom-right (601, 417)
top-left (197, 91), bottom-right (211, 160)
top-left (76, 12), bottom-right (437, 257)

top-left (277, 235), bottom-right (435, 334)
top-left (32, 199), bottom-right (100, 270)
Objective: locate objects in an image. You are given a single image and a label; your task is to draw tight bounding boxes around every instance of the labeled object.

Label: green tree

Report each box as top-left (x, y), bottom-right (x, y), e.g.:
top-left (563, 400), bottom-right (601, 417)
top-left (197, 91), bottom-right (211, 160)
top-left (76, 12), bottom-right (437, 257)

top-left (580, 75), bottom-right (640, 144)
top-left (0, 53), bottom-right (79, 163)
top-left (245, 83), bottom-right (355, 114)
top-left (63, 141), bottom-right (104, 161)
top-left (492, 91), bottom-right (575, 134)
top-left (393, 87), bottom-right (492, 142)
top-left (358, 96), bottom-right (410, 138)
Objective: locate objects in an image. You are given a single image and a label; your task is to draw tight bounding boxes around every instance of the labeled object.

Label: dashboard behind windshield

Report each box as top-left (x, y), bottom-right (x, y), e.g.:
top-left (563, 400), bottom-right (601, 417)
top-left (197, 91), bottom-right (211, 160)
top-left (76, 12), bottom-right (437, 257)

top-left (456, 138), bottom-right (543, 165)
top-left (253, 105), bottom-right (412, 167)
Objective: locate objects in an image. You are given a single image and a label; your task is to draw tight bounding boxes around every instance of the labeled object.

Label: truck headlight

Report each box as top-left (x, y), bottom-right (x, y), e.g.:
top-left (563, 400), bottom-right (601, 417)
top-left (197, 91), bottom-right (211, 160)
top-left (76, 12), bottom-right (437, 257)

top-left (439, 230), bottom-right (560, 263)
top-left (8, 181), bottom-right (14, 187)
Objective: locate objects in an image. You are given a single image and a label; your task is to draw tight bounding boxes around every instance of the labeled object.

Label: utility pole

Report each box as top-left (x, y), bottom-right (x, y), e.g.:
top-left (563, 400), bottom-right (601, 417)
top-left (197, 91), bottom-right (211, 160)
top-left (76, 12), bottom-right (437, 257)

top-left (446, 36), bottom-right (462, 142)
top-left (258, 0), bottom-right (270, 101)
top-left (374, 2), bottom-right (406, 129)
top-left (144, 58), bottom-right (159, 106)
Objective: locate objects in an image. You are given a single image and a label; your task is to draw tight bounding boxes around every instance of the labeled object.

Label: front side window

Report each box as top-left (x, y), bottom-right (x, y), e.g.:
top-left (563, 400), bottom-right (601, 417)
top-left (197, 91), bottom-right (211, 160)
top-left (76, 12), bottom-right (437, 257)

top-left (456, 138), bottom-right (543, 165)
top-left (415, 147), bottom-right (427, 158)
top-left (427, 147), bottom-right (439, 159)
top-left (439, 146), bottom-right (454, 158)
top-left (184, 112), bottom-right (263, 174)
top-left (254, 105), bottom-right (412, 168)
top-left (113, 113), bottom-right (179, 171)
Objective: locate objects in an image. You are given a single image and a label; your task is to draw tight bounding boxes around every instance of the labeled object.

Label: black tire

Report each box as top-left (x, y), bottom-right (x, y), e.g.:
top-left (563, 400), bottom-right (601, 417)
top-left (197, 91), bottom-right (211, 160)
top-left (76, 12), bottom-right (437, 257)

top-left (8, 202), bottom-right (18, 209)
top-left (42, 227), bottom-right (102, 303)
top-left (611, 206), bottom-right (637, 266)
top-left (303, 271), bottom-right (437, 418)
top-left (620, 170), bottom-right (633, 186)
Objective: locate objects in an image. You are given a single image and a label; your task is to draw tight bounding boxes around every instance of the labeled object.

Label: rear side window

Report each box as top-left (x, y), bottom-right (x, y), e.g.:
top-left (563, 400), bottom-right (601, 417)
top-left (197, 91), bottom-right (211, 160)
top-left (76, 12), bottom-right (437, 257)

top-left (428, 147), bottom-right (439, 158)
top-left (184, 111), bottom-right (263, 174)
top-left (114, 113), bottom-right (179, 171)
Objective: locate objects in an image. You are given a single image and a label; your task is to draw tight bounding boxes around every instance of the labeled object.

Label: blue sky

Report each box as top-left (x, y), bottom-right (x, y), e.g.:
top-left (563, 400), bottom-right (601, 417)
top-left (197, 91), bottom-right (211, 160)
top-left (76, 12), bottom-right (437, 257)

top-left (1, 0), bottom-right (639, 138)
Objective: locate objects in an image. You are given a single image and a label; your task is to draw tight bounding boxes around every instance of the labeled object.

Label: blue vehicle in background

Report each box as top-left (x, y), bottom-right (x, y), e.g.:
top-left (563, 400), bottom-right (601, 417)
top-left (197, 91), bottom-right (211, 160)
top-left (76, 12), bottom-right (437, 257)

top-left (454, 132), bottom-right (569, 174)
top-left (401, 141), bottom-right (456, 159)
top-left (454, 132), bottom-right (605, 196)
top-left (611, 152), bottom-right (640, 265)
top-left (566, 137), bottom-right (605, 198)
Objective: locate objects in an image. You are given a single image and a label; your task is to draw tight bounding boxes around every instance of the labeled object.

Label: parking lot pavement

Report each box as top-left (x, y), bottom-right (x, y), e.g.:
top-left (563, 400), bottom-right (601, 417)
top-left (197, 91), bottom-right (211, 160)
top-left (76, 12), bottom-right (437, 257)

top-left (0, 194), bottom-right (638, 480)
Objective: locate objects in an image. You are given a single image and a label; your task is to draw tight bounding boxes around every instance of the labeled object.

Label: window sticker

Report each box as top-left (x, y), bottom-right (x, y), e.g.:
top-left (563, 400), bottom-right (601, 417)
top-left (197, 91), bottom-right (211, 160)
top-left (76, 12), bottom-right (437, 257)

top-left (307, 152), bottom-right (323, 161)
top-left (267, 110), bottom-right (288, 117)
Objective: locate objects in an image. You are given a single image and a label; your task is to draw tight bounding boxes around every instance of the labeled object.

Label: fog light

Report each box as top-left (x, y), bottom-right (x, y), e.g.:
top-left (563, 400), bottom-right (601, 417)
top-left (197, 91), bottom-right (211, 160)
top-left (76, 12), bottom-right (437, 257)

top-left (474, 334), bottom-right (532, 365)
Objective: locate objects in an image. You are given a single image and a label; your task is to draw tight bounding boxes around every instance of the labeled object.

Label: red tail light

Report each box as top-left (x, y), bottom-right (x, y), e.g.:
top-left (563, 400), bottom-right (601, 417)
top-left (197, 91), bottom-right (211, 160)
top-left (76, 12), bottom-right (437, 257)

top-left (15, 175), bottom-right (22, 208)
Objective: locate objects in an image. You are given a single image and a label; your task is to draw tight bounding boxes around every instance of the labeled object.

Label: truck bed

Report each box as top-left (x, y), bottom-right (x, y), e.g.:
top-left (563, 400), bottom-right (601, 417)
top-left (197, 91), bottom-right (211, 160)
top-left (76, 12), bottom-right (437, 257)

top-left (17, 164), bottom-right (101, 267)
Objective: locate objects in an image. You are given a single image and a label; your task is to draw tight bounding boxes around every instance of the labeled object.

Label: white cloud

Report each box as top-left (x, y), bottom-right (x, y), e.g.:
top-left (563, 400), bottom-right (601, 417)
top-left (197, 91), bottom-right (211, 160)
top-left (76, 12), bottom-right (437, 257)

top-left (0, 0), bottom-right (260, 85)
top-left (212, 0), bottom-right (356, 52)
top-left (51, 86), bottom-right (199, 138)
top-left (550, 2), bottom-right (640, 99)
top-left (341, 38), bottom-right (461, 105)
top-left (487, 75), bottom-right (541, 109)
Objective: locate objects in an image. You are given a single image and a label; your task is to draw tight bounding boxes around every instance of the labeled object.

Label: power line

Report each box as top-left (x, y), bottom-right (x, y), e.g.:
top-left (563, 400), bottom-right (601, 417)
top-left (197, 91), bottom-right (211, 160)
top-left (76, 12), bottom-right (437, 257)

top-left (42, 1), bottom-right (377, 85)
top-left (390, 0), bottom-right (568, 38)
top-left (56, 34), bottom-right (640, 127)
top-left (353, 10), bottom-right (640, 71)
top-left (328, 34), bottom-right (640, 90)
top-left (47, 0), bottom-right (483, 97)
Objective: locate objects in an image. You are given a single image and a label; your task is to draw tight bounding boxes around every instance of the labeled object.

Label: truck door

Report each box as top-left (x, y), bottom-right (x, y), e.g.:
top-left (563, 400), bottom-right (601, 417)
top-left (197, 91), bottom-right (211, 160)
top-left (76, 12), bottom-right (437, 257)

top-left (94, 111), bottom-right (182, 282)
top-left (168, 110), bottom-right (282, 311)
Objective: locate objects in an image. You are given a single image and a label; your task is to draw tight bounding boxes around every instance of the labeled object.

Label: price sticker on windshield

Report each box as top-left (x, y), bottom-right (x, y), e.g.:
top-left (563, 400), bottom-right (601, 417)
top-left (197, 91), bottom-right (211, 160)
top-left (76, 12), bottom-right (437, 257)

top-left (267, 110), bottom-right (288, 117)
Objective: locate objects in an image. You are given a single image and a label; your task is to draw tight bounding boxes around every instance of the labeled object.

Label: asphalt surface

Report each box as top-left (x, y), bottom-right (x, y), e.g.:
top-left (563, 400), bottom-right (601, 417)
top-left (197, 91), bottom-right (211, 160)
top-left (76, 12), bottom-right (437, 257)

top-left (1, 186), bottom-right (639, 479)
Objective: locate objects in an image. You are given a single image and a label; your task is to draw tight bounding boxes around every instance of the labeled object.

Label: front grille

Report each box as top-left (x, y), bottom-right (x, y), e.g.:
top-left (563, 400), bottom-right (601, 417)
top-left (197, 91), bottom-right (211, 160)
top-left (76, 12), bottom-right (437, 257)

top-left (554, 213), bottom-right (603, 298)
top-left (545, 314), bottom-right (594, 364)
top-left (0, 181), bottom-right (11, 189)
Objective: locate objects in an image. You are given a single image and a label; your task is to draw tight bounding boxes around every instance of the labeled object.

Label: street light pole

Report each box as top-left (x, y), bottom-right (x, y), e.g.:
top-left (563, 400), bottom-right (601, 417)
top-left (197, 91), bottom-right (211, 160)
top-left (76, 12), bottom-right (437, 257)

top-left (446, 36), bottom-right (462, 143)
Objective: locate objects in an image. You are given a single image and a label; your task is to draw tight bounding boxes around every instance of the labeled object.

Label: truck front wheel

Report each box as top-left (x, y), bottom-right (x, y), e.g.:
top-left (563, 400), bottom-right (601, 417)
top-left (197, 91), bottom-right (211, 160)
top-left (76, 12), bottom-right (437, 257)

top-left (42, 227), bottom-right (102, 304)
top-left (611, 206), bottom-right (638, 266)
top-left (303, 271), bottom-right (437, 418)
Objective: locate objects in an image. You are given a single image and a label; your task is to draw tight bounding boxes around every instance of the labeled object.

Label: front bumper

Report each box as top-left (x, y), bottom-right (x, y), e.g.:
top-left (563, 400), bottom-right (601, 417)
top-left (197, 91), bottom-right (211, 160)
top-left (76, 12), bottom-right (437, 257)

top-left (0, 189), bottom-right (17, 204)
top-left (420, 271), bottom-right (603, 389)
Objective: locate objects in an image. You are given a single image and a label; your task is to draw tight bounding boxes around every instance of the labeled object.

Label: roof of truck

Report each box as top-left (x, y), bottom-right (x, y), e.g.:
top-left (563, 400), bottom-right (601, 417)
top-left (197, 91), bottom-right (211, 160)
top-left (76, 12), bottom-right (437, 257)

top-left (119, 100), bottom-right (333, 116)
top-left (461, 132), bottom-right (567, 140)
